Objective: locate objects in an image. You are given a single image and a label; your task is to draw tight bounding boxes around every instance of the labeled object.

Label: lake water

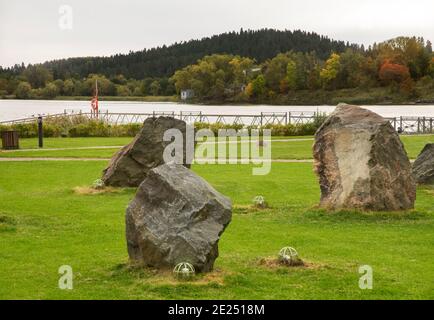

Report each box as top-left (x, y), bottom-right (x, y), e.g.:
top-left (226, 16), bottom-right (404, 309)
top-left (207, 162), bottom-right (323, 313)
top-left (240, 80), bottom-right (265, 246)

top-left (2, 99), bottom-right (434, 122)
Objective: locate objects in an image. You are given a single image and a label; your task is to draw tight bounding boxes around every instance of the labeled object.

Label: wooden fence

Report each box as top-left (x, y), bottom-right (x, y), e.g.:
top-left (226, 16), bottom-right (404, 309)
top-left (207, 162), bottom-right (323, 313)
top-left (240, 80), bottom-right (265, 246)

top-left (1, 110), bottom-right (433, 134)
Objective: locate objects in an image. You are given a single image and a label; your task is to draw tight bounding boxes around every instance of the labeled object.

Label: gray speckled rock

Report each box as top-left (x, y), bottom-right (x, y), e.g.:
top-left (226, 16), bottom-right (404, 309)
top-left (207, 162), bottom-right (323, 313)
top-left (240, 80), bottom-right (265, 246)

top-left (126, 163), bottom-right (232, 272)
top-left (413, 144), bottom-right (434, 185)
top-left (313, 104), bottom-right (416, 211)
top-left (102, 117), bottom-right (193, 187)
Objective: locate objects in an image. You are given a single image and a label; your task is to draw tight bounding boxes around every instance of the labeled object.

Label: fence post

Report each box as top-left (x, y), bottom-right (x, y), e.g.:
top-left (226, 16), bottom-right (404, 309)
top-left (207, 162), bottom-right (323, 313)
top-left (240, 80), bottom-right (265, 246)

top-left (417, 117), bottom-right (420, 134)
top-left (430, 118), bottom-right (433, 133)
top-left (38, 116), bottom-right (43, 148)
top-left (260, 112), bottom-right (263, 127)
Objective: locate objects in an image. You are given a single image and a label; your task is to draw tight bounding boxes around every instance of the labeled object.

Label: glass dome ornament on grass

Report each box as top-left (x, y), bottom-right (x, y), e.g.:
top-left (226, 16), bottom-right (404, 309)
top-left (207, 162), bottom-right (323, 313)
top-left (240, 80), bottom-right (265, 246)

top-left (173, 262), bottom-right (195, 280)
top-left (253, 195), bottom-right (268, 209)
top-left (278, 247), bottom-right (303, 266)
top-left (92, 179), bottom-right (105, 190)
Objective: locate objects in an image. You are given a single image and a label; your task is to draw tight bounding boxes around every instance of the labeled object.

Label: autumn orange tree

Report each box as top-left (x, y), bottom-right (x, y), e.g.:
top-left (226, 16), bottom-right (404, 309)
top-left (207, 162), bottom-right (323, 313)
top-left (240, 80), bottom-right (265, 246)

top-left (375, 37), bottom-right (431, 79)
top-left (379, 60), bottom-right (411, 84)
top-left (379, 59), bottom-right (417, 96)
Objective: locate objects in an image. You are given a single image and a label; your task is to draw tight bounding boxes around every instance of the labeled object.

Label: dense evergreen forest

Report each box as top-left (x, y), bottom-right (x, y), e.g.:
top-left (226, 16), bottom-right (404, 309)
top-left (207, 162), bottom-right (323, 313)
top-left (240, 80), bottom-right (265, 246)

top-left (0, 29), bottom-right (433, 105)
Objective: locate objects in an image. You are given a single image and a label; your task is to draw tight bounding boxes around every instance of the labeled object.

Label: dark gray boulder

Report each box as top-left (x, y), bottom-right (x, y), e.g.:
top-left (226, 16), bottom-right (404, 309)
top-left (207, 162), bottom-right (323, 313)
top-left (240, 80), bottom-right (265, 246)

top-left (313, 104), bottom-right (416, 211)
top-left (413, 144), bottom-right (434, 184)
top-left (102, 117), bottom-right (193, 187)
top-left (126, 163), bottom-right (232, 272)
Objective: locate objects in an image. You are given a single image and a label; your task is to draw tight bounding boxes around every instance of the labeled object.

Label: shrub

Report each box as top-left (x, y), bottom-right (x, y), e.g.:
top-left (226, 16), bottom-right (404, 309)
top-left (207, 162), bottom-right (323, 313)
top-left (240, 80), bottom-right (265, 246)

top-left (11, 123), bottom-right (38, 138)
top-left (194, 122), bottom-right (244, 135)
top-left (68, 121), bottom-right (110, 137)
top-left (1, 115), bottom-right (327, 138)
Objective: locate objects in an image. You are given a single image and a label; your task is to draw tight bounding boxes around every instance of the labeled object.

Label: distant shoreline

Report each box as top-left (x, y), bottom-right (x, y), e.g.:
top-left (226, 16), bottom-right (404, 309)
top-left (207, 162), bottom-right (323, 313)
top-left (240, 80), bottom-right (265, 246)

top-left (2, 84), bottom-right (434, 108)
top-left (2, 96), bottom-right (434, 107)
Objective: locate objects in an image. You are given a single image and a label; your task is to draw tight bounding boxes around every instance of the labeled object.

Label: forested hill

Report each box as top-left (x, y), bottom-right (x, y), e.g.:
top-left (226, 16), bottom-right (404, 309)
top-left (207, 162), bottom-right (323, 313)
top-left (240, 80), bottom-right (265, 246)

top-left (38, 29), bottom-right (359, 80)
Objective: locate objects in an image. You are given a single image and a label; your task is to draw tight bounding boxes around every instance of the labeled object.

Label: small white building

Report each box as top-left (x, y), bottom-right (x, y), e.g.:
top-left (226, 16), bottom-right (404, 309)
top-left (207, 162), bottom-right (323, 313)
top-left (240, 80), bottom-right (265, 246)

top-left (181, 89), bottom-right (194, 100)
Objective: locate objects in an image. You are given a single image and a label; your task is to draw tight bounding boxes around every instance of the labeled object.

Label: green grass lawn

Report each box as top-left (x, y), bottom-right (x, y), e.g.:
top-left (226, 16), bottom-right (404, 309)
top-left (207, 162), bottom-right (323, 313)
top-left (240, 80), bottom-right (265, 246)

top-left (15, 137), bottom-right (131, 149)
top-left (1, 134), bottom-right (432, 160)
top-left (0, 148), bottom-right (121, 159)
top-left (0, 161), bottom-right (433, 299)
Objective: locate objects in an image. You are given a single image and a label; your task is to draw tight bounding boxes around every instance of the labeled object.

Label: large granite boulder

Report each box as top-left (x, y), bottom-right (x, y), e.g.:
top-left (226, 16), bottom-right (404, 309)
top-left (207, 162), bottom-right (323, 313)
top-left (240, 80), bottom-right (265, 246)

top-left (413, 144), bottom-right (434, 184)
top-left (102, 117), bottom-right (193, 187)
top-left (126, 163), bottom-right (232, 272)
top-left (313, 104), bottom-right (416, 211)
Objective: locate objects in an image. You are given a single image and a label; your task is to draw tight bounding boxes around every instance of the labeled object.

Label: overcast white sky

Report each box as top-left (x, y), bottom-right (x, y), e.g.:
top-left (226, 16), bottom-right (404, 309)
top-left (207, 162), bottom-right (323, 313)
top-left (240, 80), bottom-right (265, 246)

top-left (1, 0), bottom-right (433, 67)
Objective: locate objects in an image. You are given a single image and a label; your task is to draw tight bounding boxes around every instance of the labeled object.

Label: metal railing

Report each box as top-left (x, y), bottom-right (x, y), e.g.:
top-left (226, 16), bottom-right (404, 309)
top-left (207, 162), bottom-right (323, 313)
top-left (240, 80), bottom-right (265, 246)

top-left (1, 110), bottom-right (433, 134)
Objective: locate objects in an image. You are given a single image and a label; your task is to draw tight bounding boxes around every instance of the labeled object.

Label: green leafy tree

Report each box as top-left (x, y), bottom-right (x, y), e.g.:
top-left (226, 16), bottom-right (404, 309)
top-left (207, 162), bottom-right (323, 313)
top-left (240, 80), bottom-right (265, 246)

top-left (23, 65), bottom-right (53, 88)
top-left (264, 53), bottom-right (293, 92)
top-left (111, 74), bottom-right (127, 85)
top-left (0, 78), bottom-right (8, 93)
top-left (133, 87), bottom-right (142, 96)
top-left (171, 70), bottom-right (192, 93)
top-left (53, 79), bottom-right (64, 94)
top-left (140, 78), bottom-right (154, 95)
top-left (336, 49), bottom-right (366, 88)
top-left (249, 75), bottom-right (266, 98)
top-left (42, 83), bottom-right (59, 99)
top-left (116, 85), bottom-right (131, 96)
top-left (83, 74), bottom-right (116, 96)
top-left (15, 82), bottom-right (32, 99)
top-left (229, 56), bottom-right (255, 89)
top-left (171, 54), bottom-right (254, 100)
top-left (150, 80), bottom-right (161, 96)
top-left (286, 59), bottom-right (297, 90)
top-left (428, 58), bottom-right (434, 77)
top-left (63, 79), bottom-right (75, 96)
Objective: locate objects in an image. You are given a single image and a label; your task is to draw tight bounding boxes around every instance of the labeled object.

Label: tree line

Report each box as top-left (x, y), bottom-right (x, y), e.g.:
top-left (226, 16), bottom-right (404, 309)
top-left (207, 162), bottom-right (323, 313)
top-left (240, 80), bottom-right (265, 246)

top-left (0, 29), bottom-right (356, 99)
top-left (0, 31), bottom-right (433, 103)
top-left (171, 36), bottom-right (434, 103)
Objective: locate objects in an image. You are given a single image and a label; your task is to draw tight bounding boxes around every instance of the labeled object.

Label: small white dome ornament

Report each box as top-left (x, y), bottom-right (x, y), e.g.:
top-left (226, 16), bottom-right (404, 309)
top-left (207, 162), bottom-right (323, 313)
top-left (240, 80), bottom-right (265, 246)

top-left (278, 247), bottom-right (302, 266)
top-left (173, 262), bottom-right (195, 280)
top-left (253, 195), bottom-right (267, 209)
top-left (92, 179), bottom-right (105, 190)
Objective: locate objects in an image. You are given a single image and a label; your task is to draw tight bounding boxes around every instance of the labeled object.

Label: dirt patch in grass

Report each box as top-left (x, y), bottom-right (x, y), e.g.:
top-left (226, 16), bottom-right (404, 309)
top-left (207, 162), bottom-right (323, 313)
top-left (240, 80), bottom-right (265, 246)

top-left (147, 269), bottom-right (229, 286)
top-left (73, 186), bottom-right (123, 195)
top-left (110, 262), bottom-right (231, 286)
top-left (234, 205), bottom-right (272, 215)
top-left (258, 257), bottom-right (325, 270)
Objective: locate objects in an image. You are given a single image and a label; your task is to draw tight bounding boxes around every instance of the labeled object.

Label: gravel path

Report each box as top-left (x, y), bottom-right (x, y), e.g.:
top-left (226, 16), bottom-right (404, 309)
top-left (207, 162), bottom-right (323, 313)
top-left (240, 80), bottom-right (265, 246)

top-left (0, 157), bottom-right (315, 163)
top-left (0, 138), bottom-right (314, 153)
